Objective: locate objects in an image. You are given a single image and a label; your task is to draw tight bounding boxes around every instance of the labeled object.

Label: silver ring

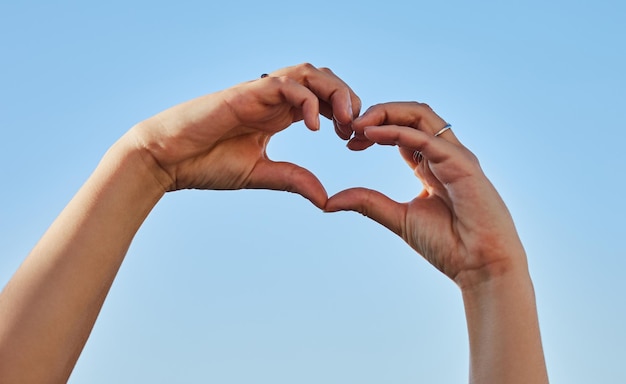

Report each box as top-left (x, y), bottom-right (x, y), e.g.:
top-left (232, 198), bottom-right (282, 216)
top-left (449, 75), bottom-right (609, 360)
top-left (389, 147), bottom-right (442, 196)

top-left (434, 124), bottom-right (452, 137)
top-left (412, 150), bottom-right (423, 163)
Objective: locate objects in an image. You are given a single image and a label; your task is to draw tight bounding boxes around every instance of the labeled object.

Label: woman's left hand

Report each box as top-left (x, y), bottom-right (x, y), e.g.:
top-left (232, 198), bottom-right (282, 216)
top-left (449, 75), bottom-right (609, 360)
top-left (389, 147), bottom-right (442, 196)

top-left (128, 63), bottom-right (361, 208)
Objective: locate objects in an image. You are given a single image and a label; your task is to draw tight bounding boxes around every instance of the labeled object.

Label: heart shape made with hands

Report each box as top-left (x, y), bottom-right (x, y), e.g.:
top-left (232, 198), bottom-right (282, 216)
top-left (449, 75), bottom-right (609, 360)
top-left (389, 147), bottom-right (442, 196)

top-left (251, 98), bottom-right (455, 216)
top-left (262, 118), bottom-right (408, 207)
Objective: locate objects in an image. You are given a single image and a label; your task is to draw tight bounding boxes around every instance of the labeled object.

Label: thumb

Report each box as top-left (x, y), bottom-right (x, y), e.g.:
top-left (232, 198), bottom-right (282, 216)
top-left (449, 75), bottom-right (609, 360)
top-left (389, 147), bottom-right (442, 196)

top-left (325, 187), bottom-right (407, 237)
top-left (246, 159), bottom-right (328, 209)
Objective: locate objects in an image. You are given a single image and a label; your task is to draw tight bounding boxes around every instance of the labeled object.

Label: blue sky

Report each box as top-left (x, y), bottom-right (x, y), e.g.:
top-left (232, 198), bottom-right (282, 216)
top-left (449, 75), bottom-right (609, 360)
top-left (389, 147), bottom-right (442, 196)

top-left (1, 1), bottom-right (625, 382)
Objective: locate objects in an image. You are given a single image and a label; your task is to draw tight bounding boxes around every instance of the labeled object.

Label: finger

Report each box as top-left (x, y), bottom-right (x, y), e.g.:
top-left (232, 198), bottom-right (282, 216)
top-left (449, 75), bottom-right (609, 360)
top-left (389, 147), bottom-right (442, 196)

top-left (325, 187), bottom-right (407, 238)
top-left (239, 76), bottom-right (322, 132)
top-left (320, 103), bottom-right (354, 141)
top-left (353, 102), bottom-right (460, 144)
top-left (318, 66), bottom-right (361, 136)
top-left (363, 125), bottom-right (454, 162)
top-left (267, 76), bottom-right (322, 131)
top-left (271, 63), bottom-right (361, 134)
top-left (346, 136), bottom-right (375, 151)
top-left (245, 159), bottom-right (328, 209)
top-left (319, 100), bottom-right (334, 121)
top-left (333, 118), bottom-right (352, 140)
top-left (263, 71), bottom-right (334, 122)
top-left (363, 125), bottom-right (478, 185)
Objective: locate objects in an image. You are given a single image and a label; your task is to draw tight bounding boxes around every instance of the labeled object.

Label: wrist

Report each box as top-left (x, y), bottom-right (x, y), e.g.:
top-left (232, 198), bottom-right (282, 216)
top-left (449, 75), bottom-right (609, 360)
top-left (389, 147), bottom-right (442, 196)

top-left (454, 239), bottom-right (530, 291)
top-left (459, 261), bottom-right (534, 303)
top-left (115, 128), bottom-right (177, 193)
top-left (94, 133), bottom-right (170, 211)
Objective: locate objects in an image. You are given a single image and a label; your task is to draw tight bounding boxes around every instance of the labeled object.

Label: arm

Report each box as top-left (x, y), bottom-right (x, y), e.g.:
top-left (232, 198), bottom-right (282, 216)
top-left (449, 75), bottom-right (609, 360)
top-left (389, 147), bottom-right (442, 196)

top-left (325, 102), bottom-right (548, 383)
top-left (461, 261), bottom-right (546, 383)
top-left (0, 63), bottom-right (361, 383)
top-left (0, 139), bottom-right (164, 383)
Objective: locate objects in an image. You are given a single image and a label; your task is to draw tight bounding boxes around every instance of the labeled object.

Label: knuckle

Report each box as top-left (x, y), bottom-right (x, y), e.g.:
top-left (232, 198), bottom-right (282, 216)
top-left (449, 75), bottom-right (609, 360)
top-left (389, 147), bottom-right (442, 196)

top-left (285, 166), bottom-right (308, 193)
top-left (357, 189), bottom-right (376, 217)
top-left (295, 62), bottom-right (317, 73)
top-left (450, 148), bottom-right (482, 175)
top-left (361, 103), bottom-right (383, 116)
top-left (465, 149), bottom-right (481, 167)
top-left (273, 75), bottom-right (292, 85)
top-left (417, 102), bottom-right (434, 112)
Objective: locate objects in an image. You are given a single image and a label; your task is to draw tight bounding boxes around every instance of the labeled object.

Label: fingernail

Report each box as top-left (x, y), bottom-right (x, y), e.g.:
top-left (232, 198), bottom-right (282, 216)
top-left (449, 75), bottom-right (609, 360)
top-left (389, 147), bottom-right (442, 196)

top-left (333, 117), bottom-right (348, 137)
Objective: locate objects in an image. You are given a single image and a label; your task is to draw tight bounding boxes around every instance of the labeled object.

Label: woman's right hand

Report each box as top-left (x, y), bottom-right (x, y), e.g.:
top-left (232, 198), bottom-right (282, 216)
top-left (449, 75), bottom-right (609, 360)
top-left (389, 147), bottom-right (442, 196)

top-left (325, 102), bottom-right (528, 288)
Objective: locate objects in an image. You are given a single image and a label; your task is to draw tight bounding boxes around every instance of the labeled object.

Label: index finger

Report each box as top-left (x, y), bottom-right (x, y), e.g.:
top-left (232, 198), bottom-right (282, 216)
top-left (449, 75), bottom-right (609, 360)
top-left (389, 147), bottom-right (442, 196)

top-left (269, 63), bottom-right (362, 138)
top-left (353, 102), bottom-right (461, 145)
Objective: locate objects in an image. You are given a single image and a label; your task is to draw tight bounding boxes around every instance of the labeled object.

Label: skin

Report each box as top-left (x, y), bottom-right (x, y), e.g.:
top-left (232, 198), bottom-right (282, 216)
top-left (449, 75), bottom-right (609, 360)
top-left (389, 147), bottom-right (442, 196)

top-left (0, 63), bottom-right (360, 383)
top-left (326, 102), bottom-right (549, 383)
top-left (0, 64), bottom-right (547, 383)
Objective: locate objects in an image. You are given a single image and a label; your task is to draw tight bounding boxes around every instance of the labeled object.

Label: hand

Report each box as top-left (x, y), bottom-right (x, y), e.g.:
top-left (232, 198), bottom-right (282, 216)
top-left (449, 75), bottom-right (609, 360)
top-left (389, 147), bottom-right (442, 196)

top-left (325, 102), bottom-right (527, 288)
top-left (127, 63), bottom-right (361, 208)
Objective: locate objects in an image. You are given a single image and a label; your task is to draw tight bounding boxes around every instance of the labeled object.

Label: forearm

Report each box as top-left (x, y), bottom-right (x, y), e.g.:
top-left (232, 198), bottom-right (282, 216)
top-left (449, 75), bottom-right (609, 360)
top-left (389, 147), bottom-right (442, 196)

top-left (0, 135), bottom-right (166, 383)
top-left (462, 263), bottom-right (549, 384)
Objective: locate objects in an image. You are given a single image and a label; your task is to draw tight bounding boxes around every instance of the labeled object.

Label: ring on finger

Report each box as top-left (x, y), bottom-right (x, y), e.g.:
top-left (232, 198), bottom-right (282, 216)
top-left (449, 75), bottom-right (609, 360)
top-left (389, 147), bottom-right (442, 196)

top-left (434, 123), bottom-right (452, 137)
top-left (412, 150), bottom-right (424, 164)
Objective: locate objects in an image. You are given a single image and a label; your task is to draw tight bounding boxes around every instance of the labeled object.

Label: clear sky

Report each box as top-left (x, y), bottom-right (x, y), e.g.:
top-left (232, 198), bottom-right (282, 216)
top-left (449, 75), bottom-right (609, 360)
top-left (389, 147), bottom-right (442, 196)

top-left (1, 1), bottom-right (625, 383)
